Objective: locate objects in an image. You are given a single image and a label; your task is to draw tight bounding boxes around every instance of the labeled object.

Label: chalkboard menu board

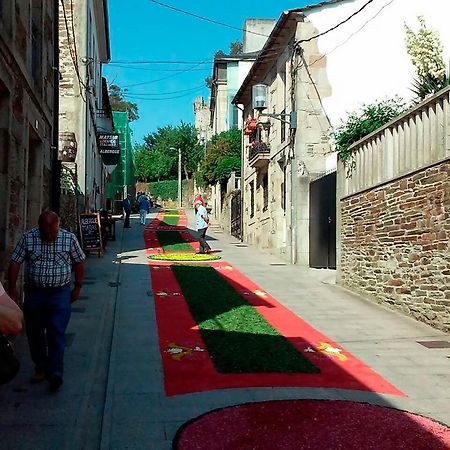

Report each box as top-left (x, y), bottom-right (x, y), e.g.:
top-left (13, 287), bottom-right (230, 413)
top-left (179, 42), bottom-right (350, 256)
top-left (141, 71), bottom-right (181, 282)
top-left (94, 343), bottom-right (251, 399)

top-left (79, 213), bottom-right (103, 255)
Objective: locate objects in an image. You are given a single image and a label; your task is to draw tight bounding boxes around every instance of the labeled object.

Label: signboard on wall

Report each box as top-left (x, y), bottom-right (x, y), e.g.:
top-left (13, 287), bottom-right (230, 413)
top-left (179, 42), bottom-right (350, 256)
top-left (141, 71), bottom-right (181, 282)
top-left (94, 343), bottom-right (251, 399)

top-left (97, 133), bottom-right (120, 165)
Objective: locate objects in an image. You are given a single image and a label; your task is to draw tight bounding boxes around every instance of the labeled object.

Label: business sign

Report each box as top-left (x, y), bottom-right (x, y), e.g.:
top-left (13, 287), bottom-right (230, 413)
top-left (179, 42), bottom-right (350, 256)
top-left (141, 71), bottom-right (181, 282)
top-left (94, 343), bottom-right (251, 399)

top-left (97, 133), bottom-right (120, 165)
top-left (97, 133), bottom-right (120, 155)
top-left (79, 213), bottom-right (103, 255)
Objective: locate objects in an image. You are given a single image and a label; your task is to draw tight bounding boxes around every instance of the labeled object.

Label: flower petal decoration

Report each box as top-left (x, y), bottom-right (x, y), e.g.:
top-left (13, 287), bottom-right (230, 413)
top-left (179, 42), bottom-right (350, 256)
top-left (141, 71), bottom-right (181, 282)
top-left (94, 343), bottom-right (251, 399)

top-left (148, 253), bottom-right (221, 262)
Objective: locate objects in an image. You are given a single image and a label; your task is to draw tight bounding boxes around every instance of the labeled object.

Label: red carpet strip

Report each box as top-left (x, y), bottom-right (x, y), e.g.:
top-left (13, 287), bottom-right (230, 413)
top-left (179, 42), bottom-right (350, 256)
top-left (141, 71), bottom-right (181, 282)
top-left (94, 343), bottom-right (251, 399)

top-left (174, 400), bottom-right (450, 450)
top-left (145, 211), bottom-right (403, 397)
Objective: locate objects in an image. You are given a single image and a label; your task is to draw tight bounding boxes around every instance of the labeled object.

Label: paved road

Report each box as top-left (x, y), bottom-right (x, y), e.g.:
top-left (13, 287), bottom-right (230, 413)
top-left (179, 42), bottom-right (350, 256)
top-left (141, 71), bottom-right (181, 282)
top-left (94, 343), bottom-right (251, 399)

top-left (1, 210), bottom-right (449, 449)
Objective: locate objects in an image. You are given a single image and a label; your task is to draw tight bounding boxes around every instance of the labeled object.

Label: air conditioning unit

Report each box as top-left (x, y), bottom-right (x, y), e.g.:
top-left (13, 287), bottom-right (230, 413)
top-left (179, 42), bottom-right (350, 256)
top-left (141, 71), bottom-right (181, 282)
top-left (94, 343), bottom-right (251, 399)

top-left (252, 84), bottom-right (268, 111)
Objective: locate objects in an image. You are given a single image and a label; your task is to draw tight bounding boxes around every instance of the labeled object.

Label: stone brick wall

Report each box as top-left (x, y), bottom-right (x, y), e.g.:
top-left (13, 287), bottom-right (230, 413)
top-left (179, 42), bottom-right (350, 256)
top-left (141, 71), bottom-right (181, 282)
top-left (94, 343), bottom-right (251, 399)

top-left (340, 159), bottom-right (450, 332)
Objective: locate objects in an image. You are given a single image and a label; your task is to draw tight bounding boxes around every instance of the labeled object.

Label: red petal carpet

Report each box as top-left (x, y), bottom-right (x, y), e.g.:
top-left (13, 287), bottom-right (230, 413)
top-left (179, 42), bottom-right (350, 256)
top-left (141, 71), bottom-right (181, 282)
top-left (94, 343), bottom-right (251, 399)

top-left (174, 400), bottom-right (450, 450)
top-left (145, 211), bottom-right (403, 397)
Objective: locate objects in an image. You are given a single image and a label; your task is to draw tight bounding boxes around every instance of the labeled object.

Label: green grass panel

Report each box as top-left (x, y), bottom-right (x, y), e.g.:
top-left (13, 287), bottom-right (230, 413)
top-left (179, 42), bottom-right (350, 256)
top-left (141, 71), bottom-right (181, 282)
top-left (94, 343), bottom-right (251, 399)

top-left (156, 231), bottom-right (194, 253)
top-left (171, 265), bottom-right (320, 374)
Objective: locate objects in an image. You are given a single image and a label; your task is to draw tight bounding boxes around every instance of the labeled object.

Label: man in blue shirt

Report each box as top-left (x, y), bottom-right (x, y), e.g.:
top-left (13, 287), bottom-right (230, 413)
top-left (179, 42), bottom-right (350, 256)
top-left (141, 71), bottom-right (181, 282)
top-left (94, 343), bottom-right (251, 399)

top-left (138, 195), bottom-right (150, 226)
top-left (195, 199), bottom-right (211, 254)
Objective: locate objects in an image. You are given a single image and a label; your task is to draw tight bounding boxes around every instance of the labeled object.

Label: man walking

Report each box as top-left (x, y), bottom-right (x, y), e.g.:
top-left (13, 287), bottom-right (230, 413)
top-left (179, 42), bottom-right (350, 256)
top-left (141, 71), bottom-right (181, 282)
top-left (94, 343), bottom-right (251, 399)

top-left (122, 194), bottom-right (132, 228)
top-left (138, 195), bottom-right (150, 226)
top-left (8, 211), bottom-right (85, 391)
top-left (195, 199), bottom-right (211, 254)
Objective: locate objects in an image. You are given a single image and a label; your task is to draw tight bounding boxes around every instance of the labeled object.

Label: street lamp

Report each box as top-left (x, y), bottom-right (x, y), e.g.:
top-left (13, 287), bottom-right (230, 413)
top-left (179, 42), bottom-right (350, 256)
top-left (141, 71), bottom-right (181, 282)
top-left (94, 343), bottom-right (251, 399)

top-left (170, 147), bottom-right (182, 207)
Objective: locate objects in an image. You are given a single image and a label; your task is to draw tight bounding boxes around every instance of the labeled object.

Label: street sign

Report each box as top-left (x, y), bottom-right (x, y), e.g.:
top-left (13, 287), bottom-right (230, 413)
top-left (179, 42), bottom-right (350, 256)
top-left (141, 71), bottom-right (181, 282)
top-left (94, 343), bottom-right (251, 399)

top-left (79, 213), bottom-right (103, 256)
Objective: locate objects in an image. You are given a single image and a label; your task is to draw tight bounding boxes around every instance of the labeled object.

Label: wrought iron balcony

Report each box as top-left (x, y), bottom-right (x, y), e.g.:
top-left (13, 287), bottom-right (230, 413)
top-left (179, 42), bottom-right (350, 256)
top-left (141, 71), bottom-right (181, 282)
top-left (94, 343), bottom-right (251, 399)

top-left (248, 141), bottom-right (270, 168)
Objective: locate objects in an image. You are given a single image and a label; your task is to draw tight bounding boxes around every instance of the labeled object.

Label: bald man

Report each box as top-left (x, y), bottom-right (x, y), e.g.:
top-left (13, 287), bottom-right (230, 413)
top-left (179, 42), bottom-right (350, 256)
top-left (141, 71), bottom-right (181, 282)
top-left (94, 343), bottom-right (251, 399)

top-left (8, 211), bottom-right (85, 392)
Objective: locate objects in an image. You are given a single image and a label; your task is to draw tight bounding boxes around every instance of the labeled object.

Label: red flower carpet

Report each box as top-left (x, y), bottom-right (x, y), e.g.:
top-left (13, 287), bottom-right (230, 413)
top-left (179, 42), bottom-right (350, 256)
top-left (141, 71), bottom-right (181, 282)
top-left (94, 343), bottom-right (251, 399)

top-left (174, 400), bottom-right (450, 450)
top-left (145, 211), bottom-right (403, 397)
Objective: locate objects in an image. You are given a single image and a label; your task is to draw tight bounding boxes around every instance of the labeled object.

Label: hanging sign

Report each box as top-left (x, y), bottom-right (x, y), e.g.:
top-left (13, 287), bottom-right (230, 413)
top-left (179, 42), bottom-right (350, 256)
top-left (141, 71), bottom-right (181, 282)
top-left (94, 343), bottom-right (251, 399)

top-left (97, 133), bottom-right (120, 165)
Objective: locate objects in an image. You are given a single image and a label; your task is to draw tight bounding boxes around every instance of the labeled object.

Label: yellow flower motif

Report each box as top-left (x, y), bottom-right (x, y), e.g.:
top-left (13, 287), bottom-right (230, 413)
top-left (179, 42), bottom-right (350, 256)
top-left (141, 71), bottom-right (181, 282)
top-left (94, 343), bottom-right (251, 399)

top-left (254, 290), bottom-right (267, 297)
top-left (148, 253), bottom-right (221, 262)
top-left (316, 342), bottom-right (347, 362)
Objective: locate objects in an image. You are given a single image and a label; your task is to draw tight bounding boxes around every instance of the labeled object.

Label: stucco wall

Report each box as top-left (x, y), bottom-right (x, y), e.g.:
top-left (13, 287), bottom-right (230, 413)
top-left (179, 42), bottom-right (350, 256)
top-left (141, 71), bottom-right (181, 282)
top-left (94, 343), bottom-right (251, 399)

top-left (306, 0), bottom-right (450, 127)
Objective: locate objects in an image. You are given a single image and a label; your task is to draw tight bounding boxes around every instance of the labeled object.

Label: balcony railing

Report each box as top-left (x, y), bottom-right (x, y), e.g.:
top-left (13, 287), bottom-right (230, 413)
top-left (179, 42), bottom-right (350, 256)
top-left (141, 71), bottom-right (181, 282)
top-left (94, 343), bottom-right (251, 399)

top-left (248, 141), bottom-right (270, 162)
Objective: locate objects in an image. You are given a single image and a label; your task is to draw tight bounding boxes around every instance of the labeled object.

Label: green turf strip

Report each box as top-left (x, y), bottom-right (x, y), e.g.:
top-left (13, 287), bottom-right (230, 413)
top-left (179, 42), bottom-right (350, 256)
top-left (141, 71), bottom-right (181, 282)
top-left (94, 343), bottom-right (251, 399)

top-left (161, 215), bottom-right (179, 226)
top-left (171, 265), bottom-right (320, 374)
top-left (156, 231), bottom-right (194, 253)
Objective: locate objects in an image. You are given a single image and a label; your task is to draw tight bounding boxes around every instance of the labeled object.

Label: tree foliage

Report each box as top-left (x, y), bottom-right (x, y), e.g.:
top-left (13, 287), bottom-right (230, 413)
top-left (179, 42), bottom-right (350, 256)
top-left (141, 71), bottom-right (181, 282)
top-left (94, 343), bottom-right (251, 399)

top-left (199, 128), bottom-right (241, 185)
top-left (134, 122), bottom-right (203, 182)
top-left (334, 98), bottom-right (406, 166)
top-left (109, 84), bottom-right (139, 122)
top-left (405, 16), bottom-right (449, 100)
top-left (229, 41), bottom-right (243, 56)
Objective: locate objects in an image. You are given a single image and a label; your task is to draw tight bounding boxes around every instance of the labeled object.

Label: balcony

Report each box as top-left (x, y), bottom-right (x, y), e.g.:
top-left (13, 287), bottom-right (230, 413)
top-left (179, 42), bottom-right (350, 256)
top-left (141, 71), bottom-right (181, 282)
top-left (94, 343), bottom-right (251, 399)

top-left (248, 141), bottom-right (270, 168)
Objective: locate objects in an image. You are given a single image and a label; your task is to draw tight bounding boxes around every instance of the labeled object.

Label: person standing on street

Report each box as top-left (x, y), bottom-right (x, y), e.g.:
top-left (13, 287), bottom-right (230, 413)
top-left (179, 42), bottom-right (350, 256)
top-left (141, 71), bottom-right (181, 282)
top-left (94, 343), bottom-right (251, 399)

top-left (195, 199), bottom-right (211, 254)
top-left (122, 194), bottom-right (132, 228)
top-left (8, 211), bottom-right (85, 391)
top-left (0, 280), bottom-right (23, 336)
top-left (138, 195), bottom-right (150, 226)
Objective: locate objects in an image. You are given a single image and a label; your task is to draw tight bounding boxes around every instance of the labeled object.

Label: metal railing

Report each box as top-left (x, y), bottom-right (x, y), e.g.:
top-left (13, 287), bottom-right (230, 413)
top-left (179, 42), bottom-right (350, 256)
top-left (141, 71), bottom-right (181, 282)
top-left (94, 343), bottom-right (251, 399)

top-left (248, 141), bottom-right (270, 161)
top-left (338, 86), bottom-right (450, 198)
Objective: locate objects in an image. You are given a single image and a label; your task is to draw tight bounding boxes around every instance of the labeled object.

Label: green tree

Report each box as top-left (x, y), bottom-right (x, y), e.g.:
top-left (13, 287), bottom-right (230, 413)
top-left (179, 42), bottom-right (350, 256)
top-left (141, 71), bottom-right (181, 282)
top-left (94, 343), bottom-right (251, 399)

top-left (135, 122), bottom-right (203, 182)
top-left (229, 41), bottom-right (243, 56)
top-left (109, 84), bottom-right (140, 122)
top-left (334, 97), bottom-right (406, 175)
top-left (199, 128), bottom-right (242, 185)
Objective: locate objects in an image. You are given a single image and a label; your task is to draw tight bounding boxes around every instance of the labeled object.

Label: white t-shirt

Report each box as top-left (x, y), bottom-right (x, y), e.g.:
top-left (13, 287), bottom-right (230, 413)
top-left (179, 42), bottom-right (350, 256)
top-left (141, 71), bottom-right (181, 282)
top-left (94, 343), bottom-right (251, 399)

top-left (0, 281), bottom-right (5, 296)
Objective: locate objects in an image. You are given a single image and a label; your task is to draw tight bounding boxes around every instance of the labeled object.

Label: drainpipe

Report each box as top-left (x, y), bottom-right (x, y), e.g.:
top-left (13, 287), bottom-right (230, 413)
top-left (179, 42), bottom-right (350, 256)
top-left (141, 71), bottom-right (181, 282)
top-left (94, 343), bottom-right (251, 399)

top-left (51, 0), bottom-right (61, 213)
top-left (290, 156), bottom-right (297, 265)
top-left (235, 104), bottom-right (245, 242)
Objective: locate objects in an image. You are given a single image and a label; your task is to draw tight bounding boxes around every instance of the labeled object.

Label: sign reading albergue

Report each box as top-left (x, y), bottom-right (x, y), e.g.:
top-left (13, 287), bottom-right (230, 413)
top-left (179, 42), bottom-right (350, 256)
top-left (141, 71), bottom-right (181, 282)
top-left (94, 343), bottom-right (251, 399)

top-left (97, 133), bottom-right (120, 165)
top-left (79, 213), bottom-right (103, 255)
top-left (98, 133), bottom-right (120, 154)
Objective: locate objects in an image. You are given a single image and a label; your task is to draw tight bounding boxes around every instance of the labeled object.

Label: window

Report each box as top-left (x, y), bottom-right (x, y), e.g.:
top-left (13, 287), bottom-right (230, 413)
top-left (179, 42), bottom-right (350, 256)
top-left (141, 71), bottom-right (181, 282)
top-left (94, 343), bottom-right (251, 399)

top-left (262, 172), bottom-right (269, 212)
top-left (249, 181), bottom-right (254, 219)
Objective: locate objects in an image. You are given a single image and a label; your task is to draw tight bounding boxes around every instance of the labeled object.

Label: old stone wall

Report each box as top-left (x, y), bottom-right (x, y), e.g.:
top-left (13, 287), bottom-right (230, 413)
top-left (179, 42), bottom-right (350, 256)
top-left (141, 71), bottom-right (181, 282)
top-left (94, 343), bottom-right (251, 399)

top-left (340, 159), bottom-right (450, 331)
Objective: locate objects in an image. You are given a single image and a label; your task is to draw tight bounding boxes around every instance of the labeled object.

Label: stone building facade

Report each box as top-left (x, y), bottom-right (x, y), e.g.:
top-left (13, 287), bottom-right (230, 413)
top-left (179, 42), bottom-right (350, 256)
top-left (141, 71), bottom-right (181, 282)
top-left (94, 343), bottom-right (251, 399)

top-left (0, 0), bottom-right (56, 274)
top-left (59, 0), bottom-right (112, 219)
top-left (338, 86), bottom-right (450, 331)
top-left (340, 162), bottom-right (450, 331)
top-left (234, 0), bottom-right (450, 267)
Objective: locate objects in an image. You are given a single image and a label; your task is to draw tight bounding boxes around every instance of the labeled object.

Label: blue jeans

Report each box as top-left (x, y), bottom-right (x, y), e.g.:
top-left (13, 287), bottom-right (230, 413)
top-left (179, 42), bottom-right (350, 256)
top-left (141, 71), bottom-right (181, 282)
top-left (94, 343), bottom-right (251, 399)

top-left (24, 286), bottom-right (71, 376)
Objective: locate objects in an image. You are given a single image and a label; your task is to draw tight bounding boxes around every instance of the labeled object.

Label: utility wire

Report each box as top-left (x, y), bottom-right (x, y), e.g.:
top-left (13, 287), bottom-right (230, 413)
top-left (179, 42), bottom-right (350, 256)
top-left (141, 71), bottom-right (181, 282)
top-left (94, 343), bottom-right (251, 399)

top-left (124, 88), bottom-right (205, 101)
top-left (149, 0), bottom-right (270, 37)
top-left (109, 60), bottom-right (211, 65)
top-left (124, 83), bottom-right (206, 96)
top-left (109, 64), bottom-right (210, 73)
top-left (119, 60), bottom-right (210, 88)
top-left (308, 0), bottom-right (396, 67)
top-left (296, 0), bottom-right (376, 44)
top-left (60, 0), bottom-right (86, 102)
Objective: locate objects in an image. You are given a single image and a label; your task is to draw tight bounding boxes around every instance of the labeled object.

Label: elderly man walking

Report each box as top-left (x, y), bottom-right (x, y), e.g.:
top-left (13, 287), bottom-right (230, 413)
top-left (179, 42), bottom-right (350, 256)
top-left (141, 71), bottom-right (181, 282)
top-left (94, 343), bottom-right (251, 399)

top-left (8, 211), bottom-right (85, 392)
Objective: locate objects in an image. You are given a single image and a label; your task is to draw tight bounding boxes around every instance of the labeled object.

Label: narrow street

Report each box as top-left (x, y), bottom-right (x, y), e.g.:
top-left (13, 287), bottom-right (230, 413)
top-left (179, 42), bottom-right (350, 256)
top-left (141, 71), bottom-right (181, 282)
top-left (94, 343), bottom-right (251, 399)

top-left (1, 210), bottom-right (450, 449)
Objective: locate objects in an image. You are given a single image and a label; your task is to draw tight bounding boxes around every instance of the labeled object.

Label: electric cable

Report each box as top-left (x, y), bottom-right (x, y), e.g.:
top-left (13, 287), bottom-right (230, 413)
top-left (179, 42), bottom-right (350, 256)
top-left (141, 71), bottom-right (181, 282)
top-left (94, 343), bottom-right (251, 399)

top-left (149, 0), bottom-right (271, 37)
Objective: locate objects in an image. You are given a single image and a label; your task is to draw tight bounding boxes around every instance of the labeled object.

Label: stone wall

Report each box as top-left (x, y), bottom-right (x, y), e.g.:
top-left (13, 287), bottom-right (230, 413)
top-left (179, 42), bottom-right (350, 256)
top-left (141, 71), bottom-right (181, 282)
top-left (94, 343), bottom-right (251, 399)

top-left (340, 159), bottom-right (450, 331)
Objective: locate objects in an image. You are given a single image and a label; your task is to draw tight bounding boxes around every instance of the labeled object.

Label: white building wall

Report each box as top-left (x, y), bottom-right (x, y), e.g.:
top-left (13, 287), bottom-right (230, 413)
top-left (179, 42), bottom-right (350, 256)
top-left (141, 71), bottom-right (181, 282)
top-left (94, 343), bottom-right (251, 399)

top-left (305, 0), bottom-right (450, 128)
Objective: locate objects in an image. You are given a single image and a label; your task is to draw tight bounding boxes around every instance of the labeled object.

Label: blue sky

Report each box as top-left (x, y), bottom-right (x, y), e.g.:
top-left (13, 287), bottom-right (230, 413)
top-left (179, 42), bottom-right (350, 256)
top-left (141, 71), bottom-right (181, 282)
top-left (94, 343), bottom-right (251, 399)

top-left (104, 0), bottom-right (323, 143)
